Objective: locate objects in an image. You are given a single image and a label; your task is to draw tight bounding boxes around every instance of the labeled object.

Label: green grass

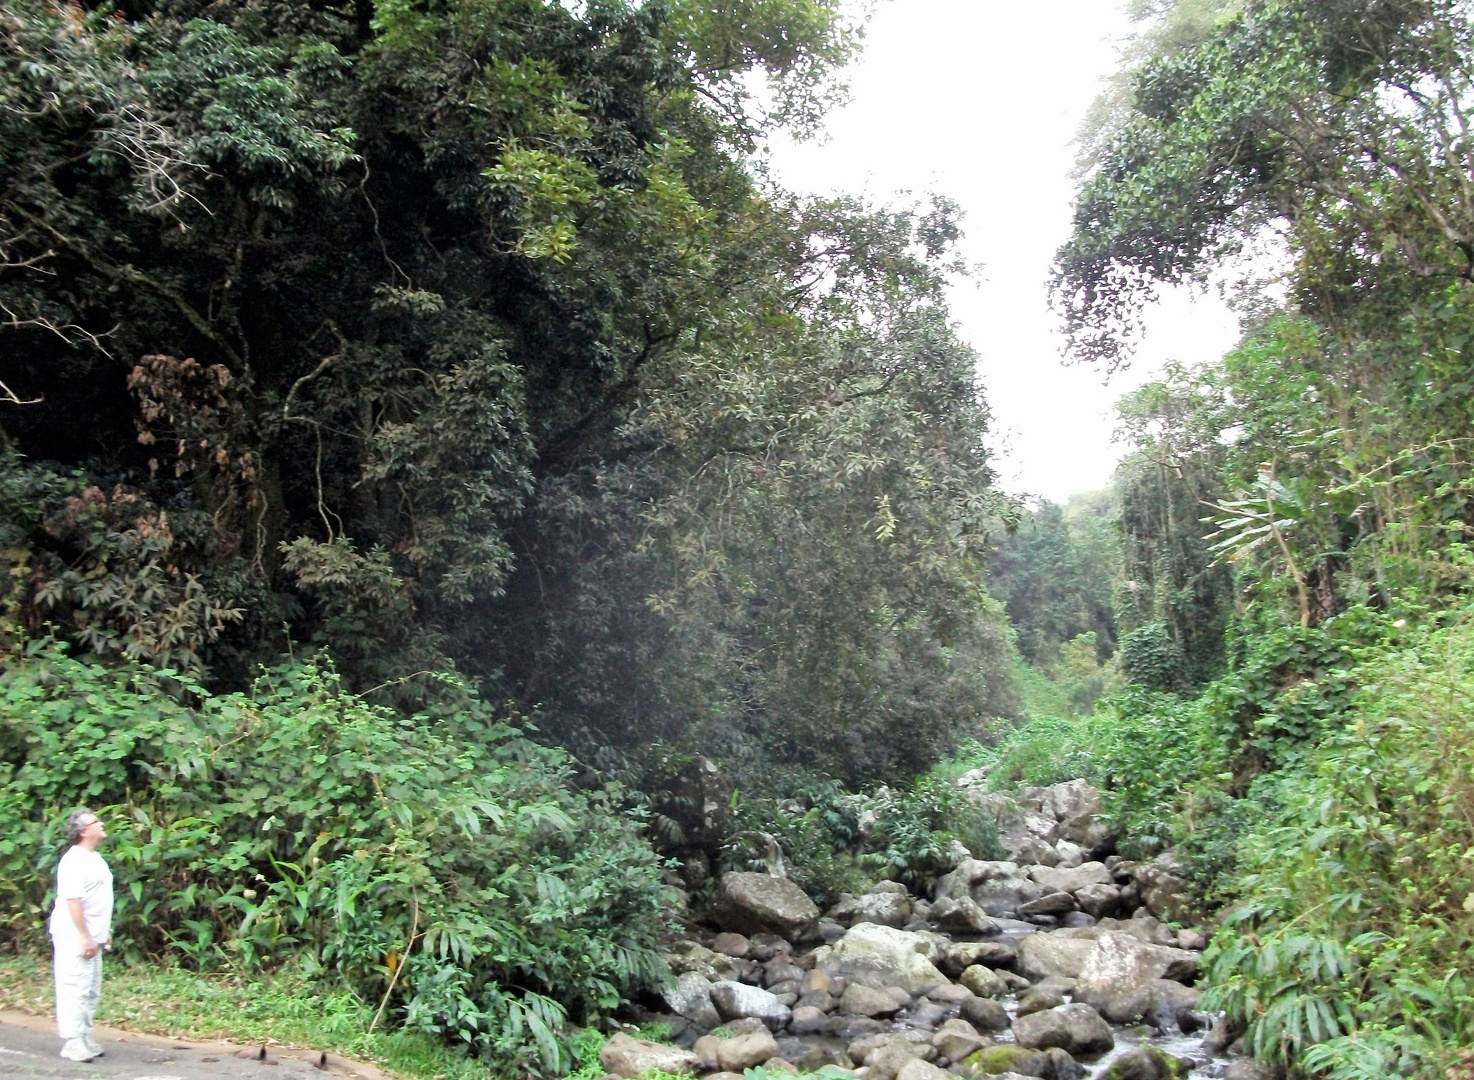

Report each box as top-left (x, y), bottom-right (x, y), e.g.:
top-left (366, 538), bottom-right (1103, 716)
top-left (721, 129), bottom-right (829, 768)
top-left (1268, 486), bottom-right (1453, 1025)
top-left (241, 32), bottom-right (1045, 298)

top-left (0, 952), bottom-right (492, 1080)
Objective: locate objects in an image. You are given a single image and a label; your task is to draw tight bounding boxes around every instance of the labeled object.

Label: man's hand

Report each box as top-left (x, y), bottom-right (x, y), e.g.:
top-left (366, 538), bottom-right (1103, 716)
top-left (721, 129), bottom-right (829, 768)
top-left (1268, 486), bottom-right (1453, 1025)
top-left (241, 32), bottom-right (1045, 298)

top-left (80, 939), bottom-right (99, 960)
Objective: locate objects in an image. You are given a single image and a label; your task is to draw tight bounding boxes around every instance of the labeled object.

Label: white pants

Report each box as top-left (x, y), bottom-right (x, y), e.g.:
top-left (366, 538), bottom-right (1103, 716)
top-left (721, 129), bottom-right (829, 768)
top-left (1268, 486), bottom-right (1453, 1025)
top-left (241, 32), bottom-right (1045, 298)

top-left (51, 931), bottom-right (102, 1041)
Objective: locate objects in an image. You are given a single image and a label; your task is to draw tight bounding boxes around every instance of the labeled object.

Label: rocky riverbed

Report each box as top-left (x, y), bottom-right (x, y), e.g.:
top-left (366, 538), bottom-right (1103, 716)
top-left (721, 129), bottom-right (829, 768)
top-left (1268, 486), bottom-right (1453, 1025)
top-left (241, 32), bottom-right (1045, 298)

top-left (600, 780), bottom-right (1275, 1080)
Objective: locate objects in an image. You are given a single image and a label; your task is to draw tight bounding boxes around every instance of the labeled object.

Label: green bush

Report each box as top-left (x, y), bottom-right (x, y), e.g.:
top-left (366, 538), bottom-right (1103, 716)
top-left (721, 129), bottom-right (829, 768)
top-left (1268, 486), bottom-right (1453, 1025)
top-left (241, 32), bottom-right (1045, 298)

top-left (1201, 616), bottom-right (1474, 1078)
top-left (0, 640), bottom-right (670, 1075)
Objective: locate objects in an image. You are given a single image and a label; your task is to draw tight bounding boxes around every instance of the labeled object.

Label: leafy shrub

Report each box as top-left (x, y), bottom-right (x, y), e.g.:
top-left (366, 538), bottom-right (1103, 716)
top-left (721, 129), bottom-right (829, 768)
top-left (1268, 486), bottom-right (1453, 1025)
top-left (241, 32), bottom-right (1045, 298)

top-left (0, 640), bottom-right (670, 1075)
top-left (724, 773), bottom-right (1004, 899)
top-left (1201, 615), bottom-right (1474, 1078)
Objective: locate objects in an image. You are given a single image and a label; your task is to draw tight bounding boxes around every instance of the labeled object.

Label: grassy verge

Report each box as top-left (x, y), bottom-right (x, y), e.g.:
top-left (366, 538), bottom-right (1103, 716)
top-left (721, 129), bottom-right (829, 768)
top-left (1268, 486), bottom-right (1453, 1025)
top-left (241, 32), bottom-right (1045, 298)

top-left (0, 952), bottom-right (490, 1080)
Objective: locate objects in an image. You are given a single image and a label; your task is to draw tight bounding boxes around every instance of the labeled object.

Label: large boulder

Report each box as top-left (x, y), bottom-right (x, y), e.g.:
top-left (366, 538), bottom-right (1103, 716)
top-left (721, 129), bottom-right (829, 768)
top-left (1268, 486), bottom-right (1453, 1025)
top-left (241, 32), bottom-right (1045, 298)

top-left (1074, 883), bottom-right (1122, 919)
top-left (600, 1033), bottom-right (699, 1077)
top-left (1010, 836), bottom-right (1060, 867)
top-left (709, 980), bottom-right (793, 1030)
top-left (1011, 1003), bottom-right (1114, 1057)
top-left (1099, 1047), bottom-right (1190, 1080)
top-left (895, 1059), bottom-right (952, 1080)
top-left (715, 1030), bottom-right (781, 1072)
top-left (1136, 854), bottom-right (1196, 922)
top-left (1072, 932), bottom-right (1201, 1023)
top-left (939, 940), bottom-right (1016, 976)
top-left (828, 891), bottom-right (911, 928)
top-left (1027, 862), bottom-right (1113, 896)
top-left (812, 923), bottom-right (948, 996)
top-left (713, 872), bottom-right (820, 939)
top-left (929, 896), bottom-right (999, 936)
top-left (1019, 781), bottom-right (1100, 822)
top-left (840, 983), bottom-right (908, 1017)
top-left (662, 972), bottom-right (721, 1029)
top-left (959, 964), bottom-right (1009, 999)
top-left (1015, 930), bottom-right (1100, 981)
top-left (962, 1045), bottom-right (1049, 1077)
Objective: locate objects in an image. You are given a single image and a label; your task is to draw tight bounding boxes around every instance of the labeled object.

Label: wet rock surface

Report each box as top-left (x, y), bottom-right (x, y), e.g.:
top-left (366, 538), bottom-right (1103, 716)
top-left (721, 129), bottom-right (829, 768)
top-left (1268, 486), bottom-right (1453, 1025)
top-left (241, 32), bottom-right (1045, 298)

top-left (641, 780), bottom-right (1250, 1080)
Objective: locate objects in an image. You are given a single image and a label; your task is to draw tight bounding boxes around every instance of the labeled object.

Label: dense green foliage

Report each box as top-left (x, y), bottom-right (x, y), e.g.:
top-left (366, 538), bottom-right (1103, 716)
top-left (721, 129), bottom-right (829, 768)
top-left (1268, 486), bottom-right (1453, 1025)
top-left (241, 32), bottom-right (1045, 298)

top-left (0, 0), bottom-right (1014, 785)
top-left (1030, 0), bottom-right (1474, 1074)
top-left (0, 640), bottom-right (668, 1074)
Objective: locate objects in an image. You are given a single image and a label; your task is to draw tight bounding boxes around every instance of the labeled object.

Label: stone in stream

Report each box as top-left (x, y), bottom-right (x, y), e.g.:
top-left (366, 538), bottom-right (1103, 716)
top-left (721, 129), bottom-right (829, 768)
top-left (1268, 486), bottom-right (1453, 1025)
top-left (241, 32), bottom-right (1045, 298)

top-left (939, 939), bottom-right (1016, 975)
top-left (962, 1044), bottom-right (1049, 1076)
top-left (1045, 1047), bottom-right (1088, 1080)
top-left (863, 1041), bottom-right (935, 1080)
top-left (930, 895), bottom-right (1000, 935)
top-left (1074, 882), bottom-right (1122, 918)
top-left (811, 923), bottom-right (949, 996)
top-left (1027, 862), bottom-right (1113, 895)
top-left (1014, 929), bottom-right (1099, 980)
top-left (708, 979), bottom-right (792, 1029)
top-left (712, 932), bottom-right (750, 957)
top-left (959, 964), bottom-right (1009, 998)
top-left (662, 971), bottom-right (721, 1029)
top-left (599, 1033), bottom-right (699, 1077)
top-left (789, 1005), bottom-right (831, 1034)
top-left (1011, 1003), bottom-right (1114, 1057)
top-left (923, 980), bottom-right (974, 1004)
top-left (1099, 1046), bottom-right (1191, 1080)
top-left (1011, 836), bottom-right (1060, 867)
top-left (714, 1030), bottom-right (780, 1072)
top-left (1053, 840), bottom-right (1086, 868)
top-left (827, 890), bottom-right (912, 929)
top-left (1016, 986), bottom-right (1066, 1017)
top-left (712, 872), bottom-right (820, 940)
top-left (1018, 891), bottom-right (1076, 916)
top-left (959, 995), bottom-right (1010, 1031)
top-left (1071, 932), bottom-right (1201, 1024)
top-left (895, 1058), bottom-right (951, 1080)
top-left (839, 982), bottom-right (908, 1017)
top-left (930, 1019), bottom-right (988, 1063)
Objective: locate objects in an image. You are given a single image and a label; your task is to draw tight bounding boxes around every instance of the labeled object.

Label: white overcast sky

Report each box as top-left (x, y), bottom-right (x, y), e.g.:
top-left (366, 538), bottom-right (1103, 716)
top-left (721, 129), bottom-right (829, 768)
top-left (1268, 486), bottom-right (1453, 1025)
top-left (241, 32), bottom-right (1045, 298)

top-left (762, 0), bottom-right (1241, 504)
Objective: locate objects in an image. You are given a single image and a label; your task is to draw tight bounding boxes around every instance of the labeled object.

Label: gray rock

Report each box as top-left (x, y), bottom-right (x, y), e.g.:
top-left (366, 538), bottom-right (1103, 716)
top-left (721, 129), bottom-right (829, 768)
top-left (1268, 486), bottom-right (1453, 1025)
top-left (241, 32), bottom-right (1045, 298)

top-left (789, 1005), bottom-right (832, 1034)
top-left (723, 1017), bottom-right (772, 1036)
top-left (1177, 928), bottom-right (1208, 951)
top-left (1136, 854), bottom-right (1195, 923)
top-left (1061, 911), bottom-right (1098, 929)
top-left (959, 964), bottom-right (1009, 998)
top-left (1010, 836), bottom-right (1060, 867)
top-left (716, 1030), bottom-right (781, 1072)
top-left (1074, 883), bottom-right (1122, 919)
top-left (1016, 987), bottom-right (1066, 1017)
top-left (1052, 840), bottom-right (1086, 868)
top-left (1015, 931), bottom-right (1099, 980)
top-left (802, 969), bottom-right (832, 994)
top-left (1224, 1062), bottom-right (1279, 1080)
top-left (1044, 1047), bottom-right (1086, 1080)
top-left (818, 918), bottom-right (846, 942)
top-left (713, 873), bottom-right (820, 939)
top-left (840, 983), bottom-right (906, 1017)
top-left (709, 980), bottom-right (793, 1029)
top-left (1011, 1003), bottom-right (1114, 1057)
top-left (973, 876), bottom-right (1045, 917)
top-left (712, 932), bottom-right (750, 957)
top-left (933, 860), bottom-right (1020, 902)
top-left (663, 972), bottom-right (720, 1029)
top-left (666, 941), bottom-right (722, 979)
top-left (795, 989), bottom-right (834, 1011)
top-left (1142, 979), bottom-right (1202, 1032)
top-left (923, 981), bottom-right (974, 1004)
top-left (930, 895), bottom-right (1000, 935)
top-left (959, 995), bottom-right (1010, 1031)
top-left (812, 923), bottom-right (949, 996)
top-left (1099, 1047), bottom-right (1189, 1080)
top-left (1027, 862), bottom-right (1114, 895)
top-left (828, 891), bottom-right (912, 929)
top-left (1072, 932), bottom-right (1201, 1024)
top-left (939, 940), bottom-right (1016, 975)
top-left (895, 1058), bottom-right (951, 1080)
top-left (764, 960), bottom-right (805, 987)
top-left (1019, 891), bottom-right (1076, 916)
top-left (599, 1033), bottom-right (699, 1078)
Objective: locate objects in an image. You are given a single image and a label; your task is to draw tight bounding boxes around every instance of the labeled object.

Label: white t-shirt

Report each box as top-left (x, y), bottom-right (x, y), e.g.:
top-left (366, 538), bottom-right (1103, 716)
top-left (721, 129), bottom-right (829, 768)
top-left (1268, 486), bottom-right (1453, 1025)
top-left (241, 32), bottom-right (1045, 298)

top-left (49, 847), bottom-right (113, 944)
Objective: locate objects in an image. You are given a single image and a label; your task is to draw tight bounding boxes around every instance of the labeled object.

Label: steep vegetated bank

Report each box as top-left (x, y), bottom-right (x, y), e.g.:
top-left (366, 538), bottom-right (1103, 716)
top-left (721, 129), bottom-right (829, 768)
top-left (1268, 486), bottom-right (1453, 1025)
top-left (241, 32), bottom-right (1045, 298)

top-left (1020, 0), bottom-right (1474, 1075)
top-left (1, 0), bottom-right (1018, 1067)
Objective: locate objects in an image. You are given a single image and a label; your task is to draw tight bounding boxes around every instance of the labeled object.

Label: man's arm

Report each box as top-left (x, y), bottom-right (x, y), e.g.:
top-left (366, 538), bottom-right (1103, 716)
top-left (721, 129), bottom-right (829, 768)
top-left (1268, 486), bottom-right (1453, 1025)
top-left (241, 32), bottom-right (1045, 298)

top-left (66, 898), bottom-right (98, 959)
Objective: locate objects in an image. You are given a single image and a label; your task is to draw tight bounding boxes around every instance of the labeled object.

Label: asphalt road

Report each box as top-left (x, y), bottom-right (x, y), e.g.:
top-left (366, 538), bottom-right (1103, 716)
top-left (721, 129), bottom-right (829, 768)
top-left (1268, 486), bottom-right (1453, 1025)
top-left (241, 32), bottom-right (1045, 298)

top-left (0, 1013), bottom-right (389, 1080)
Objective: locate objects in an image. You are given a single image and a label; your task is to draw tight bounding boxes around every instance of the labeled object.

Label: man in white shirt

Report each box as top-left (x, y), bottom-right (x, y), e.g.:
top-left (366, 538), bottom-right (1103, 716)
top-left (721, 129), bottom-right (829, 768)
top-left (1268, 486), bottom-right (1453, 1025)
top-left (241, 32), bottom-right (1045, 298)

top-left (49, 808), bottom-right (113, 1063)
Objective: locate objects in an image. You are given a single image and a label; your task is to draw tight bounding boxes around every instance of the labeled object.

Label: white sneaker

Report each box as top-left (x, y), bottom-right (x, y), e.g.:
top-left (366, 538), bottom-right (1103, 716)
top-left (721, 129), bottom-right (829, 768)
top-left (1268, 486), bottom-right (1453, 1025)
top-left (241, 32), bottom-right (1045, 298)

top-left (59, 1038), bottom-right (98, 1062)
top-left (83, 1035), bottom-right (105, 1057)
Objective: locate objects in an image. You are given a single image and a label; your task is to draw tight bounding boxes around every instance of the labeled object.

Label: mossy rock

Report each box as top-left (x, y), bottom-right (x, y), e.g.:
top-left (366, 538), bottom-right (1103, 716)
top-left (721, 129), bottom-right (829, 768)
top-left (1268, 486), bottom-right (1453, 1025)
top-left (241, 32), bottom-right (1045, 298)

top-left (961, 1045), bottom-right (1048, 1077)
top-left (1099, 1047), bottom-right (1190, 1080)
